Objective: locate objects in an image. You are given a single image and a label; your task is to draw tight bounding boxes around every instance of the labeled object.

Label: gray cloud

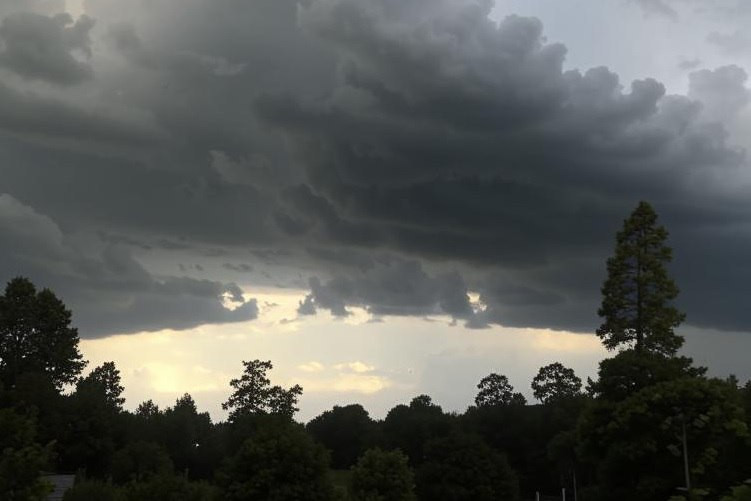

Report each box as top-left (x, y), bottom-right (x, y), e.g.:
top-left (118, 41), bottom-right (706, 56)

top-left (707, 30), bottom-right (751, 56)
top-left (298, 257), bottom-right (474, 321)
top-left (0, 12), bottom-right (95, 85)
top-left (0, 194), bottom-right (258, 337)
top-left (223, 263), bottom-right (254, 273)
top-left (688, 65), bottom-right (749, 122)
top-left (261, 0), bottom-right (749, 331)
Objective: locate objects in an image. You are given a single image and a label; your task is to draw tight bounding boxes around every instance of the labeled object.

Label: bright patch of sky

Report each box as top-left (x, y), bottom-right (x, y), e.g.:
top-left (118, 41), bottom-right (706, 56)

top-left (492, 0), bottom-right (751, 94)
top-left (80, 287), bottom-right (608, 422)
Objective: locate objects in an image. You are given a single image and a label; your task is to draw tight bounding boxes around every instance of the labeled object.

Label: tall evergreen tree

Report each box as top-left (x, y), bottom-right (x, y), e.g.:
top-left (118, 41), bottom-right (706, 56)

top-left (596, 202), bottom-right (685, 355)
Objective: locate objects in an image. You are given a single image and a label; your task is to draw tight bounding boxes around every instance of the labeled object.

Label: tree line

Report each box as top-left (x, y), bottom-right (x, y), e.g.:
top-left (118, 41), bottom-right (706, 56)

top-left (1, 201), bottom-right (751, 500)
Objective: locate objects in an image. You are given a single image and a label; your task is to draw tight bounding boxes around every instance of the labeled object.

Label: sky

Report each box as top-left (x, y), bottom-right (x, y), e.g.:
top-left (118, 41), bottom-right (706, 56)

top-left (1, 0), bottom-right (751, 421)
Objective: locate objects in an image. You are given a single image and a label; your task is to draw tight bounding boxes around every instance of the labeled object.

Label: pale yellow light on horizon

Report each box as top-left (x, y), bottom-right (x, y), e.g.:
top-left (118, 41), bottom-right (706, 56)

top-left (78, 288), bottom-right (608, 421)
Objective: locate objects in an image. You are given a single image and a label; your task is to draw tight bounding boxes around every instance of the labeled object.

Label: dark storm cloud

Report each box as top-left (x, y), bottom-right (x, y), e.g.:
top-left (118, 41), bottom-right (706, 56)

top-left (0, 194), bottom-right (258, 337)
top-left (2, 0), bottom-right (751, 337)
top-left (0, 12), bottom-right (95, 85)
top-left (298, 258), bottom-right (474, 320)
top-left (263, 0), bottom-right (750, 332)
top-left (223, 263), bottom-right (254, 273)
top-left (0, 81), bottom-right (162, 149)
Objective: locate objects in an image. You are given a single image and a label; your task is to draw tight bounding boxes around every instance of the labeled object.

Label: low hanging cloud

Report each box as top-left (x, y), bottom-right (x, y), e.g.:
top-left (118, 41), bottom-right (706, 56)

top-left (0, 194), bottom-right (258, 337)
top-left (298, 258), bottom-right (474, 322)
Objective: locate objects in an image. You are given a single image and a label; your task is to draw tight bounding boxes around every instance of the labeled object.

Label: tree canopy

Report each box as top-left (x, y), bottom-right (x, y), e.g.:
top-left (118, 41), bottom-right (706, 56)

top-left (222, 360), bottom-right (303, 421)
top-left (0, 277), bottom-right (85, 389)
top-left (350, 448), bottom-right (416, 501)
top-left (218, 422), bottom-right (334, 501)
top-left (77, 361), bottom-right (125, 410)
top-left (531, 362), bottom-right (582, 403)
top-left (475, 373), bottom-right (526, 407)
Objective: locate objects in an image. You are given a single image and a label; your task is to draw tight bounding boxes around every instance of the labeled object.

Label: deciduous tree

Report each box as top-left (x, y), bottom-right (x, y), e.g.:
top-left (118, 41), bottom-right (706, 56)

top-left (222, 360), bottom-right (302, 421)
top-left (475, 373), bottom-right (526, 407)
top-left (531, 362), bottom-right (582, 403)
top-left (350, 448), bottom-right (416, 501)
top-left (0, 277), bottom-right (86, 389)
top-left (219, 422), bottom-right (334, 501)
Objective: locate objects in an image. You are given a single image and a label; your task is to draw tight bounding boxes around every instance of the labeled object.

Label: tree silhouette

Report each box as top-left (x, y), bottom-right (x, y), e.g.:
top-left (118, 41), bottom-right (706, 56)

top-left (0, 277), bottom-right (86, 389)
top-left (306, 404), bottom-right (377, 469)
top-left (222, 360), bottom-right (303, 421)
top-left (531, 362), bottom-right (582, 403)
top-left (475, 373), bottom-right (526, 407)
top-left (76, 361), bottom-right (125, 410)
top-left (597, 202), bottom-right (685, 355)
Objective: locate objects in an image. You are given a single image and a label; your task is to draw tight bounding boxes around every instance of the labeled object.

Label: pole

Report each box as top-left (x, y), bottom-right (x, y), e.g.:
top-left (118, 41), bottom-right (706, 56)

top-left (562, 487), bottom-right (566, 501)
top-left (535, 492), bottom-right (540, 501)
top-left (682, 418), bottom-right (691, 493)
top-left (573, 468), bottom-right (578, 501)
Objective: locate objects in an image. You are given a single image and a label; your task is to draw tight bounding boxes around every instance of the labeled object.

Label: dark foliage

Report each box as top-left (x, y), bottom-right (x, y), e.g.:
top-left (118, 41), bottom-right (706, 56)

top-left (306, 403), bottom-right (378, 469)
top-left (0, 277), bottom-right (85, 389)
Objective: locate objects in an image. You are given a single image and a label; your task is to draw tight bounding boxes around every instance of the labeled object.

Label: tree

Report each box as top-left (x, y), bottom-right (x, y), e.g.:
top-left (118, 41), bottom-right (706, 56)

top-left (218, 422), bottom-right (334, 500)
top-left (416, 432), bottom-right (519, 501)
top-left (222, 360), bottom-right (302, 421)
top-left (475, 373), bottom-right (526, 407)
top-left (382, 396), bottom-right (455, 465)
top-left (135, 400), bottom-right (160, 419)
top-left (531, 362), bottom-right (582, 403)
top-left (307, 404), bottom-right (378, 469)
top-left (578, 377), bottom-right (750, 500)
top-left (589, 349), bottom-right (706, 401)
top-left (111, 441), bottom-right (173, 484)
top-left (160, 394), bottom-right (215, 479)
top-left (61, 362), bottom-right (127, 476)
top-left (77, 361), bottom-right (125, 410)
top-left (597, 202), bottom-right (685, 355)
top-left (0, 277), bottom-right (86, 389)
top-left (350, 448), bottom-right (416, 501)
top-left (0, 408), bottom-right (53, 500)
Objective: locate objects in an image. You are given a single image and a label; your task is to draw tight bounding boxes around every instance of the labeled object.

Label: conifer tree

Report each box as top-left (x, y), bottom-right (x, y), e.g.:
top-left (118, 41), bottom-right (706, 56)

top-left (597, 201), bottom-right (685, 355)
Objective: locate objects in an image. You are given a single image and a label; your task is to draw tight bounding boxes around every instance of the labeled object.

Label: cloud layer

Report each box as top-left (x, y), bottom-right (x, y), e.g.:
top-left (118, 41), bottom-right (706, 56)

top-left (0, 0), bottom-right (750, 337)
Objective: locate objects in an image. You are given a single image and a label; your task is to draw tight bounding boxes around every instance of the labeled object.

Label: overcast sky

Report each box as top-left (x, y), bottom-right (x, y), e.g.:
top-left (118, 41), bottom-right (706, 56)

top-left (2, 0), bottom-right (751, 420)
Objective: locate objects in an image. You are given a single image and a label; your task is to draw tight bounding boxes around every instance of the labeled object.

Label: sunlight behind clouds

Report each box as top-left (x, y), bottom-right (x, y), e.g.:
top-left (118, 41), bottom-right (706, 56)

top-left (79, 288), bottom-right (612, 421)
top-left (65, 0), bottom-right (85, 17)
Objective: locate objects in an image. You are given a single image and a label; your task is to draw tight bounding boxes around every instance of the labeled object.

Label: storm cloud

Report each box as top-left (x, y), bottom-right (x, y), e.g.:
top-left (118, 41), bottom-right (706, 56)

top-left (0, 0), bottom-right (750, 338)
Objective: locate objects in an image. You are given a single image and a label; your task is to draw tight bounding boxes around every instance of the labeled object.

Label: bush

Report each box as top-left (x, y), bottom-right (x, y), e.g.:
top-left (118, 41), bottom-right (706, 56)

top-left (63, 480), bottom-right (123, 501)
top-left (219, 422), bottom-right (334, 500)
top-left (350, 448), bottom-right (416, 501)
